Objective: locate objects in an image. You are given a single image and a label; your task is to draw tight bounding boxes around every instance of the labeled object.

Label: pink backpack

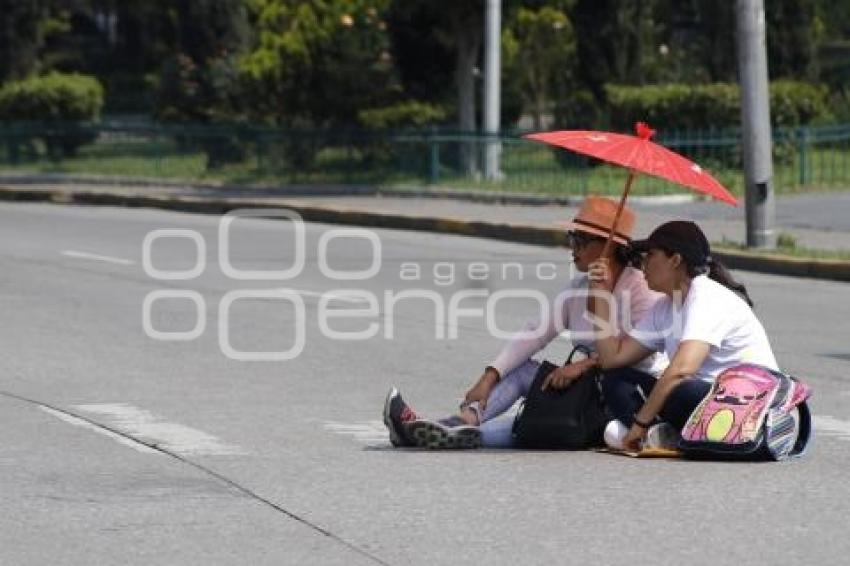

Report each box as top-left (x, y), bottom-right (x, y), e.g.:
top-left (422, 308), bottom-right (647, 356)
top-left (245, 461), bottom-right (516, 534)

top-left (679, 364), bottom-right (812, 460)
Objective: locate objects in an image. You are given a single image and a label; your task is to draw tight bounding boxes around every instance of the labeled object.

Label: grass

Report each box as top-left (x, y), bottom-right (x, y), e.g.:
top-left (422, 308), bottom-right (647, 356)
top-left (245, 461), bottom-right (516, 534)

top-left (716, 236), bottom-right (850, 261)
top-left (2, 135), bottom-right (849, 261)
top-left (3, 133), bottom-right (850, 199)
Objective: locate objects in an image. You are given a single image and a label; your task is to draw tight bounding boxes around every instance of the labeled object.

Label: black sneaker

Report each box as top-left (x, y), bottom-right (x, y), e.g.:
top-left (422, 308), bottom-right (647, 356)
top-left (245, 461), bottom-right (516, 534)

top-left (406, 416), bottom-right (481, 450)
top-left (383, 387), bottom-right (418, 447)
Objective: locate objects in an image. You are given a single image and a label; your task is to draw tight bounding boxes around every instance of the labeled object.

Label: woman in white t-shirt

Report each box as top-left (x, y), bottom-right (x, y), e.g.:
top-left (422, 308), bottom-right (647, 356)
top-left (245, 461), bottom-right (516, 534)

top-left (383, 196), bottom-right (666, 449)
top-left (588, 220), bottom-right (778, 452)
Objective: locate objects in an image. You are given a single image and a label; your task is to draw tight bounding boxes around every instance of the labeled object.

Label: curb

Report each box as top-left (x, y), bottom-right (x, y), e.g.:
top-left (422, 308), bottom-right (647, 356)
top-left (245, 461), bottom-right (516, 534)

top-left (0, 172), bottom-right (693, 206)
top-left (712, 248), bottom-right (850, 283)
top-left (2, 185), bottom-right (848, 283)
top-left (0, 173), bottom-right (378, 197)
top-left (375, 186), bottom-right (696, 206)
top-left (0, 186), bottom-right (568, 248)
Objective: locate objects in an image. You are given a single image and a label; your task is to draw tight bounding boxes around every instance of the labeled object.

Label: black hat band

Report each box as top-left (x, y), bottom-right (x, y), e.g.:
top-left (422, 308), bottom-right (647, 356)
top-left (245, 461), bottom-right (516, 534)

top-left (572, 218), bottom-right (631, 242)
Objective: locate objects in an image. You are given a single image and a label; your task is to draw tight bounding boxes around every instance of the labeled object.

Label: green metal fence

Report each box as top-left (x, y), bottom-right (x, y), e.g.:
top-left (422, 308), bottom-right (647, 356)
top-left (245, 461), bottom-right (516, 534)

top-left (2, 121), bottom-right (850, 196)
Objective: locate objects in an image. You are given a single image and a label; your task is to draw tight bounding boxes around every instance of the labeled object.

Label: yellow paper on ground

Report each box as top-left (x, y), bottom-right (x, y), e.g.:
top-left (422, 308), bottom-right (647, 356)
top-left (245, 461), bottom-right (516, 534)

top-left (595, 447), bottom-right (683, 458)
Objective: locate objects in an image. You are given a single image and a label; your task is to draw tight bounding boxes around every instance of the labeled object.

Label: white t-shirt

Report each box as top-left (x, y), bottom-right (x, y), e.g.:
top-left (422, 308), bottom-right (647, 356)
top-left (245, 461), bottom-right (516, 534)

top-left (490, 266), bottom-right (668, 377)
top-left (628, 274), bottom-right (778, 381)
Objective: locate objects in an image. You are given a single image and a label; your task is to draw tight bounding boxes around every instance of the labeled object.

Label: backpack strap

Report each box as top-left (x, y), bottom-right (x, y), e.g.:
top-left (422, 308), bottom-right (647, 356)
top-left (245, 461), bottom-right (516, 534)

top-left (785, 375), bottom-right (813, 459)
top-left (768, 376), bottom-right (813, 460)
top-left (787, 400), bottom-right (813, 459)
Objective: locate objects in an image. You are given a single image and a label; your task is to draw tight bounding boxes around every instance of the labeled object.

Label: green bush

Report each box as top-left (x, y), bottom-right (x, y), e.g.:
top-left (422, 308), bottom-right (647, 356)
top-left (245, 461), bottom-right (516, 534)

top-left (0, 72), bottom-right (104, 121)
top-left (604, 81), bottom-right (830, 167)
top-left (768, 80), bottom-right (831, 127)
top-left (357, 100), bottom-right (447, 129)
top-left (605, 81), bottom-right (829, 131)
top-left (607, 83), bottom-right (735, 131)
top-left (0, 72), bottom-right (104, 157)
top-left (356, 100), bottom-right (447, 170)
top-left (551, 89), bottom-right (607, 169)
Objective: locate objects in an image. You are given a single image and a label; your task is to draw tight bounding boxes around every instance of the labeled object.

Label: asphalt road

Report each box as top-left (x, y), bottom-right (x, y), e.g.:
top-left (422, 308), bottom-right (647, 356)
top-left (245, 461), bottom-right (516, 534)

top-left (1, 201), bottom-right (849, 566)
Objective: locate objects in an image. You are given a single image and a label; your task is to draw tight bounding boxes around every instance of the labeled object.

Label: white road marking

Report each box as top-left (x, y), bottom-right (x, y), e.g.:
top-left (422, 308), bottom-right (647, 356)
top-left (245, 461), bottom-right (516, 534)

top-left (73, 403), bottom-right (245, 456)
top-left (324, 420), bottom-right (388, 444)
top-left (813, 415), bottom-right (850, 441)
top-left (39, 405), bottom-right (160, 455)
top-left (282, 289), bottom-right (369, 304)
top-left (61, 249), bottom-right (135, 265)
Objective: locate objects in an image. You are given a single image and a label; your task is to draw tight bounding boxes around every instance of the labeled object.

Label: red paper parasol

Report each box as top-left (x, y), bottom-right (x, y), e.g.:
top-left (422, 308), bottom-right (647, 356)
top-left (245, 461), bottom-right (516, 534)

top-left (525, 122), bottom-right (737, 255)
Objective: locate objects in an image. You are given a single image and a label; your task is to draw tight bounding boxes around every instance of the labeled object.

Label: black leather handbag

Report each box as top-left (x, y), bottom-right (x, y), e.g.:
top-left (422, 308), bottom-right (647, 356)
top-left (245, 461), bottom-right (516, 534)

top-left (512, 346), bottom-right (610, 449)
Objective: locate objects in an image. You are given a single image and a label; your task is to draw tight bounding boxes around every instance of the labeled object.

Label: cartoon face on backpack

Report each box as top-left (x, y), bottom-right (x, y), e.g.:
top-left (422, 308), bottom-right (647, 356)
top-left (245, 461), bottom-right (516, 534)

top-left (683, 367), bottom-right (776, 444)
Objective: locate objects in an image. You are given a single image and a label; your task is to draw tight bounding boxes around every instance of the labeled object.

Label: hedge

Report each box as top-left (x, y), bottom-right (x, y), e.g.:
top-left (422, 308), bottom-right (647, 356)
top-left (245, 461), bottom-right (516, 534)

top-left (605, 81), bottom-right (830, 132)
top-left (357, 100), bottom-right (447, 129)
top-left (0, 72), bottom-right (104, 157)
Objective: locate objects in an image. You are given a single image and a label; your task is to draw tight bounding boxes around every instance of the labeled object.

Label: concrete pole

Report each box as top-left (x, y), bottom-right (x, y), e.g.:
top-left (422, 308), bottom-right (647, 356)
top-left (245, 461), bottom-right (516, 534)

top-left (736, 0), bottom-right (776, 248)
top-left (483, 0), bottom-right (502, 180)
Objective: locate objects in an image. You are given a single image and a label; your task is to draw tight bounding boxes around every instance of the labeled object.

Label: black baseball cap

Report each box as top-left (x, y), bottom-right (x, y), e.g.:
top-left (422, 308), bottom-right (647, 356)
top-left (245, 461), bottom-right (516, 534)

top-left (631, 220), bottom-right (711, 266)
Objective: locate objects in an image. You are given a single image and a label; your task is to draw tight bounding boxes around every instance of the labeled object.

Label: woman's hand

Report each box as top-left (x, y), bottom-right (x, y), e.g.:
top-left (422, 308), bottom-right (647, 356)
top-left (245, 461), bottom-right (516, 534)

top-left (588, 257), bottom-right (614, 291)
top-left (541, 362), bottom-right (585, 391)
top-left (464, 368), bottom-right (500, 410)
top-left (622, 423), bottom-right (648, 452)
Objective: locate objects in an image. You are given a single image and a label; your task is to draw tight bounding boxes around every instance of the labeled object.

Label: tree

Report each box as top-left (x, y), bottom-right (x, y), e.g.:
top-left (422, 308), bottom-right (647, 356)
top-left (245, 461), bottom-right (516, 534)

top-left (571, 0), bottom-right (662, 100)
top-left (384, 2), bottom-right (454, 105)
top-left (504, 5), bottom-right (576, 129)
top-left (0, 0), bottom-right (57, 81)
top-left (765, 0), bottom-right (820, 81)
top-left (155, 0), bottom-right (251, 123)
top-left (240, 0), bottom-right (398, 127)
top-left (385, 1), bottom-right (483, 173)
top-left (444, 1), bottom-right (482, 174)
top-left (651, 0), bottom-right (821, 84)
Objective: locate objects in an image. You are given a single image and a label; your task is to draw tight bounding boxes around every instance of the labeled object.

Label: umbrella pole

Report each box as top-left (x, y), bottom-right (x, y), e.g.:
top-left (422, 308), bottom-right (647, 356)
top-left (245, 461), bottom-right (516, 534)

top-left (601, 169), bottom-right (637, 258)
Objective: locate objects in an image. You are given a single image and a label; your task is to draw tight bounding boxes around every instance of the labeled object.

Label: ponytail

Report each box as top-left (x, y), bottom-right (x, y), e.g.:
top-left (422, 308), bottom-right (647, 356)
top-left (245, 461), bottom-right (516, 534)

top-left (614, 243), bottom-right (638, 268)
top-left (700, 258), bottom-right (754, 308)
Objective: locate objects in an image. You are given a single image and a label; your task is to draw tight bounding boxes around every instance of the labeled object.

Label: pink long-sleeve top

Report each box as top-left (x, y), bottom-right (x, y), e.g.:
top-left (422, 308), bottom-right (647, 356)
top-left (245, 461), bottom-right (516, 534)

top-left (489, 266), bottom-right (668, 377)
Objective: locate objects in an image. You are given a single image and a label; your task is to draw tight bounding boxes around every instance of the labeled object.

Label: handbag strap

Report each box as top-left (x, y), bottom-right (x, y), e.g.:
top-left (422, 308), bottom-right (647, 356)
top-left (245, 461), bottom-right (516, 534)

top-left (566, 344), bottom-right (594, 365)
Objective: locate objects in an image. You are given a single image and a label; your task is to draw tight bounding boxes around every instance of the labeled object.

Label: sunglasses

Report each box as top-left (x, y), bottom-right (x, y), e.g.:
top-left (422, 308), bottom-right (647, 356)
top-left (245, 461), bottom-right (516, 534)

top-left (567, 231), bottom-right (603, 250)
top-left (632, 247), bottom-right (665, 264)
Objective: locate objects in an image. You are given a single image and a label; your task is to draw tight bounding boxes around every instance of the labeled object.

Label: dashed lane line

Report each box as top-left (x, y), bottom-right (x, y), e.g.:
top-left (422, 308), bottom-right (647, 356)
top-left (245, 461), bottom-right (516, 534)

top-left (73, 403), bottom-right (245, 456)
top-left (40, 405), bottom-right (160, 455)
top-left (324, 420), bottom-right (389, 445)
top-left (3, 391), bottom-right (391, 566)
top-left (61, 249), bottom-right (135, 265)
top-left (813, 415), bottom-right (850, 441)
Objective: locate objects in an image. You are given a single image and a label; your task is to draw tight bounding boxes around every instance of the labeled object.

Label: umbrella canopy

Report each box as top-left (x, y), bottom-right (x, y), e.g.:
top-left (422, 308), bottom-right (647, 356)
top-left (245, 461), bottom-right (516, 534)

top-left (525, 122), bottom-right (737, 257)
top-left (524, 122), bottom-right (737, 206)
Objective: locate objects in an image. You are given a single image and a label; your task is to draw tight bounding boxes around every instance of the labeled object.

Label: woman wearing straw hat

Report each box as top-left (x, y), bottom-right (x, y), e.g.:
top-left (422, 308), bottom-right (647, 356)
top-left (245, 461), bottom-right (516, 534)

top-left (383, 196), bottom-right (668, 449)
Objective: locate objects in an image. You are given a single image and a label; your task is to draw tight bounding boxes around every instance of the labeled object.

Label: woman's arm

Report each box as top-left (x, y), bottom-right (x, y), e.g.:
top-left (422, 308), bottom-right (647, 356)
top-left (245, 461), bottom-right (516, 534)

top-left (471, 289), bottom-right (571, 408)
top-left (586, 259), bottom-right (654, 369)
top-left (623, 340), bottom-right (711, 449)
top-left (488, 289), bottom-right (568, 378)
top-left (595, 334), bottom-right (655, 370)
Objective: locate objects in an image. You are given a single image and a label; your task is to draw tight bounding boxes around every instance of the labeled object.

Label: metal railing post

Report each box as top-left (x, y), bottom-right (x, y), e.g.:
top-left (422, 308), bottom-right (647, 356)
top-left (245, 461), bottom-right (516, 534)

top-left (798, 126), bottom-right (809, 187)
top-left (429, 130), bottom-right (440, 185)
top-left (257, 129), bottom-right (266, 174)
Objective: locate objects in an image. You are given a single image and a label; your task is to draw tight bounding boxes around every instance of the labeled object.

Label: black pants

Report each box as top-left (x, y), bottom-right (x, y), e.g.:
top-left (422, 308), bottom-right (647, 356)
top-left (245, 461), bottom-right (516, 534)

top-left (601, 367), bottom-right (711, 429)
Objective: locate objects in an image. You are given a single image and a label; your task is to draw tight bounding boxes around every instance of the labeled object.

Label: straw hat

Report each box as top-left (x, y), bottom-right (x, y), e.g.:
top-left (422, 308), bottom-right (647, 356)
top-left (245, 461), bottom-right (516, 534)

top-left (560, 195), bottom-right (636, 246)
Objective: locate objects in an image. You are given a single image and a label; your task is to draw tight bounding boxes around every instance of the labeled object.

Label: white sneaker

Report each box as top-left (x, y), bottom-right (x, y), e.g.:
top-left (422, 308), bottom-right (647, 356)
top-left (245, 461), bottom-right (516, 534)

top-left (645, 423), bottom-right (680, 450)
top-left (603, 420), bottom-right (628, 450)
